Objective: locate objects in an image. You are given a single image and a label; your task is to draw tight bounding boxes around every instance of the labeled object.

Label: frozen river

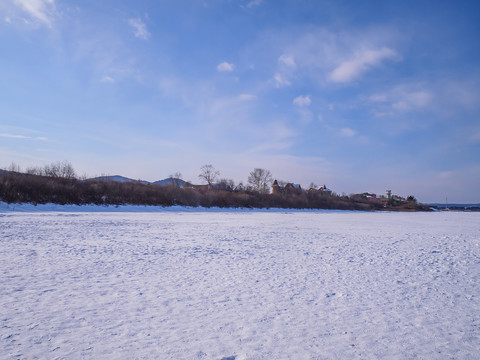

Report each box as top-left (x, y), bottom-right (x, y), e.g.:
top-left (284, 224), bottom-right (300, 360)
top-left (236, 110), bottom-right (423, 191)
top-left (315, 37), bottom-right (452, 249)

top-left (1, 209), bottom-right (479, 359)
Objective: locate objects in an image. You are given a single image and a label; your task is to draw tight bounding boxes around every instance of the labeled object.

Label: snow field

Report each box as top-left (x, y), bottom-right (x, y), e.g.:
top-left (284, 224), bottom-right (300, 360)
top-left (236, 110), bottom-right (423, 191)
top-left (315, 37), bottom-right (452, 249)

top-left (1, 210), bottom-right (479, 359)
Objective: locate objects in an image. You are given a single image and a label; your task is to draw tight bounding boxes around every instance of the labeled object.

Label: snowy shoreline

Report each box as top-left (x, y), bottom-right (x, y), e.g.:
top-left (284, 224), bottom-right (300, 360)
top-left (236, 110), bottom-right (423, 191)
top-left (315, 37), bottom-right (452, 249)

top-left (0, 201), bottom-right (364, 213)
top-left (0, 201), bottom-right (438, 214)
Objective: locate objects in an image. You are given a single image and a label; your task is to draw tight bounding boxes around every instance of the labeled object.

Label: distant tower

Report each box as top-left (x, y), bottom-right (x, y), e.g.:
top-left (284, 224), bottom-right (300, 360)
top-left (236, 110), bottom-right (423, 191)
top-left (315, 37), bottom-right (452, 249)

top-left (386, 190), bottom-right (392, 200)
top-left (272, 179), bottom-right (280, 194)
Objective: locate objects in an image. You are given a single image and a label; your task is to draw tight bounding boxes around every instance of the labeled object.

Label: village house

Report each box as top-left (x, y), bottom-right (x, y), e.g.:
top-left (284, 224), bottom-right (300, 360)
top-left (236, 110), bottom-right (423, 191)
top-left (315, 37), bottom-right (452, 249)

top-left (272, 180), bottom-right (333, 195)
top-left (362, 193), bottom-right (385, 205)
top-left (272, 180), bottom-right (302, 194)
top-left (318, 184), bottom-right (333, 195)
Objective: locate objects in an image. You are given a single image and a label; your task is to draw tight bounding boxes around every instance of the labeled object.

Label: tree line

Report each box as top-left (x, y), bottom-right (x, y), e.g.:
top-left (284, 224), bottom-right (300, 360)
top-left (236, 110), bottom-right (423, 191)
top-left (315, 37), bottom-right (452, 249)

top-left (0, 162), bottom-right (428, 211)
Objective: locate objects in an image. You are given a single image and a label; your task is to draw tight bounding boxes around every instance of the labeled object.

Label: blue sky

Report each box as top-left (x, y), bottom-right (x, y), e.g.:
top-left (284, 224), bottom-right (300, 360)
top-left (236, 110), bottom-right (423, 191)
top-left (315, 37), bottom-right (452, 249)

top-left (1, 0), bottom-right (479, 203)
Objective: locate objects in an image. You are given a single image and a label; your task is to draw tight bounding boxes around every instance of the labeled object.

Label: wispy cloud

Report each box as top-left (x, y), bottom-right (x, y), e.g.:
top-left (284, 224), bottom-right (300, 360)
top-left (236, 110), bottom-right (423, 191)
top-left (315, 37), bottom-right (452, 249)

top-left (246, 0), bottom-right (264, 8)
top-left (392, 91), bottom-right (432, 111)
top-left (238, 94), bottom-right (257, 101)
top-left (329, 47), bottom-right (401, 83)
top-left (100, 76), bottom-right (115, 83)
top-left (369, 86), bottom-right (433, 114)
top-left (274, 54), bottom-right (296, 88)
top-left (217, 62), bottom-right (235, 72)
top-left (0, 132), bottom-right (48, 141)
top-left (128, 18), bottom-right (150, 40)
top-left (369, 94), bottom-right (388, 102)
top-left (0, 133), bottom-right (29, 139)
top-left (274, 73), bottom-right (291, 88)
top-left (293, 95), bottom-right (311, 107)
top-left (12, 0), bottom-right (56, 27)
top-left (260, 26), bottom-right (402, 90)
top-left (278, 54), bottom-right (296, 69)
top-left (208, 93), bottom-right (256, 118)
top-left (339, 128), bottom-right (356, 137)
top-left (72, 29), bottom-right (142, 84)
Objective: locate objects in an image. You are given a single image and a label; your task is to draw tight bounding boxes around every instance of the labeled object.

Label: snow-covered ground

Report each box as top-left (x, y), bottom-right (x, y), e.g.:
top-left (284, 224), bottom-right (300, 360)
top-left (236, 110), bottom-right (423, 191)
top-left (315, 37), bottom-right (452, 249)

top-left (1, 208), bottom-right (479, 359)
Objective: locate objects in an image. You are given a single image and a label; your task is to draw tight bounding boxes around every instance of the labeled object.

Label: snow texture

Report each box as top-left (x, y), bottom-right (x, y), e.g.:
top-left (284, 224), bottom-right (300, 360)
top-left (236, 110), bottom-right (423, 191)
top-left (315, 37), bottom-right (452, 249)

top-left (0, 208), bottom-right (479, 359)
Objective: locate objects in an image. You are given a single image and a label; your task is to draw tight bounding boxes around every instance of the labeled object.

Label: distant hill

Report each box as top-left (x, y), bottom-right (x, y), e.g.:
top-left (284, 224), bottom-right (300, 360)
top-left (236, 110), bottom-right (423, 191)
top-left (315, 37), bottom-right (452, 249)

top-left (87, 175), bottom-right (192, 187)
top-left (152, 178), bottom-right (191, 188)
top-left (87, 175), bottom-right (150, 185)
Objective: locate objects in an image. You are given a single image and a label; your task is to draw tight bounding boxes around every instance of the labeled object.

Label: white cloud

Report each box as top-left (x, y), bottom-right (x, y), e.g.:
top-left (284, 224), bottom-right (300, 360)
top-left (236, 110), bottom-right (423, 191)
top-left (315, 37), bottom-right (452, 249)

top-left (369, 93), bottom-right (388, 102)
top-left (329, 47), bottom-right (401, 83)
top-left (438, 171), bottom-right (455, 180)
top-left (391, 101), bottom-right (409, 111)
top-left (0, 133), bottom-right (29, 139)
top-left (0, 133), bottom-right (48, 141)
top-left (246, 0), bottom-right (264, 8)
top-left (278, 54), bottom-right (296, 69)
top-left (100, 76), bottom-right (115, 83)
top-left (391, 90), bottom-right (432, 111)
top-left (392, 91), bottom-right (431, 110)
top-left (238, 94), bottom-right (257, 101)
top-left (274, 73), bottom-right (291, 88)
top-left (293, 95), bottom-right (311, 107)
top-left (339, 128), bottom-right (356, 137)
top-left (217, 62), bottom-right (235, 72)
top-left (409, 91), bottom-right (432, 107)
top-left (274, 54), bottom-right (297, 88)
top-left (128, 18), bottom-right (150, 40)
top-left (13, 0), bottom-right (56, 27)
top-left (248, 25), bottom-right (401, 89)
top-left (369, 86), bottom-right (433, 115)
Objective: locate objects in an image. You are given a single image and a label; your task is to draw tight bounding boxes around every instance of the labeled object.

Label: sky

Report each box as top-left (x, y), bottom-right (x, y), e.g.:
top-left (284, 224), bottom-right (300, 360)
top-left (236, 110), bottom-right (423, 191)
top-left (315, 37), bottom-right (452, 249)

top-left (1, 0), bottom-right (479, 203)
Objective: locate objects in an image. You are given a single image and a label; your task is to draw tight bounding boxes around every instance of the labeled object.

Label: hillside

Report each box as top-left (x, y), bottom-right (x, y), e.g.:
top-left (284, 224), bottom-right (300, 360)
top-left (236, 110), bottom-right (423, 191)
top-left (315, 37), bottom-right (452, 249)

top-left (0, 170), bottom-right (430, 211)
top-left (87, 175), bottom-right (150, 185)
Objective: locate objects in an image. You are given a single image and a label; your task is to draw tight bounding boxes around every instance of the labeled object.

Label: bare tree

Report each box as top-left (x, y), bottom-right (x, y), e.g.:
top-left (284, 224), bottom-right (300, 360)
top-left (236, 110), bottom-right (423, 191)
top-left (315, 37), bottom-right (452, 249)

top-left (198, 164), bottom-right (220, 185)
top-left (7, 162), bottom-right (21, 172)
top-left (26, 166), bottom-right (42, 176)
top-left (248, 168), bottom-right (273, 194)
top-left (43, 161), bottom-right (76, 179)
top-left (59, 161), bottom-right (76, 179)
